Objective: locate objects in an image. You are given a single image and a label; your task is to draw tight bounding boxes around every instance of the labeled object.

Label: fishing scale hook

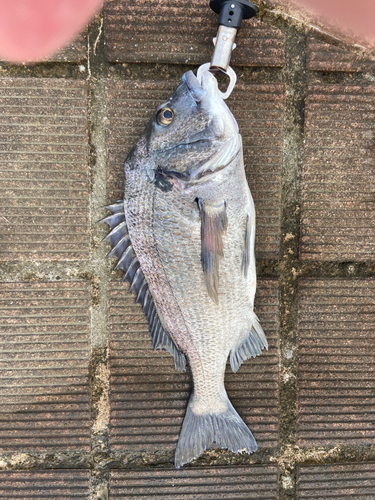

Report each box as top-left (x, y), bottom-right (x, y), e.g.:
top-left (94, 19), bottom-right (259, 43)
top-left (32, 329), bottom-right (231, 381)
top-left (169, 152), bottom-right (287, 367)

top-left (197, 0), bottom-right (257, 99)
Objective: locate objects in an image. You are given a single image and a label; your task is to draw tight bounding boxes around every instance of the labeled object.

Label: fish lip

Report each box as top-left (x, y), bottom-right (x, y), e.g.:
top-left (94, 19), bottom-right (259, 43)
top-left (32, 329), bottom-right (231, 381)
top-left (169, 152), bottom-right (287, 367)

top-left (182, 71), bottom-right (207, 103)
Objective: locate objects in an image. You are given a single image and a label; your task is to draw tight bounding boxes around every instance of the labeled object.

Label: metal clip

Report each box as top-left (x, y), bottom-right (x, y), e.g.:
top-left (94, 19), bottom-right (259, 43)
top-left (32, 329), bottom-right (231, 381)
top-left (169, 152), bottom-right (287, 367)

top-left (196, 63), bottom-right (237, 100)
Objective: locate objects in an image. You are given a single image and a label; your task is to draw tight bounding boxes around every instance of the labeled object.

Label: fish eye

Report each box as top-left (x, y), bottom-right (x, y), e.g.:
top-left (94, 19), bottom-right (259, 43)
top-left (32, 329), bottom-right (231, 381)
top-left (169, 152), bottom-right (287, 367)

top-left (156, 107), bottom-right (174, 127)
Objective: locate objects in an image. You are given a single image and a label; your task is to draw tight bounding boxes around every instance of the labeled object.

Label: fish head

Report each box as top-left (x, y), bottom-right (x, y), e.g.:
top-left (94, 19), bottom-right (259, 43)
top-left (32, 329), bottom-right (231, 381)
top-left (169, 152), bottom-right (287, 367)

top-left (142, 70), bottom-right (240, 186)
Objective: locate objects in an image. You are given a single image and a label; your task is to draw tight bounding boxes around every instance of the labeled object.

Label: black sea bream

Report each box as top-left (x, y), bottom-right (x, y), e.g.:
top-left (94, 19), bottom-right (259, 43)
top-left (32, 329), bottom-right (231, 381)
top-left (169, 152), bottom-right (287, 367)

top-left (102, 70), bottom-right (268, 468)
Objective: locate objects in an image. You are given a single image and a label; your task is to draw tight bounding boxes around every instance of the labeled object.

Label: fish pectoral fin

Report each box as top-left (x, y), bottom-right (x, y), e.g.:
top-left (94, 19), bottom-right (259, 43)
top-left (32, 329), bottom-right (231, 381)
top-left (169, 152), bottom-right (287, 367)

top-left (230, 315), bottom-right (268, 373)
top-left (197, 198), bottom-right (228, 304)
top-left (99, 200), bottom-right (186, 372)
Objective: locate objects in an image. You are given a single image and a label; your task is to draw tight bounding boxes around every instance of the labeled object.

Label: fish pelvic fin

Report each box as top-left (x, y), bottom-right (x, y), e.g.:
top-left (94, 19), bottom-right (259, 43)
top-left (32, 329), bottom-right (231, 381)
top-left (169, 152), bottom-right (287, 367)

top-left (230, 314), bottom-right (268, 373)
top-left (197, 198), bottom-right (228, 304)
top-left (99, 200), bottom-right (187, 372)
top-left (175, 393), bottom-right (257, 469)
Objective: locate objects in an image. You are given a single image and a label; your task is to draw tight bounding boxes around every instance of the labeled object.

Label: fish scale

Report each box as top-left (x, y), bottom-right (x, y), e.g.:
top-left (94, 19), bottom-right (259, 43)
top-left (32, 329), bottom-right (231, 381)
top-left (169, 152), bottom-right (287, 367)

top-left (101, 69), bottom-right (268, 468)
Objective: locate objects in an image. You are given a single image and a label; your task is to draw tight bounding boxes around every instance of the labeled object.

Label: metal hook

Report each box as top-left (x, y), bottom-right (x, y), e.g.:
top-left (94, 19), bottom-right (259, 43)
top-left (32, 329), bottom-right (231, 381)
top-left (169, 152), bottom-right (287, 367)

top-left (196, 63), bottom-right (237, 100)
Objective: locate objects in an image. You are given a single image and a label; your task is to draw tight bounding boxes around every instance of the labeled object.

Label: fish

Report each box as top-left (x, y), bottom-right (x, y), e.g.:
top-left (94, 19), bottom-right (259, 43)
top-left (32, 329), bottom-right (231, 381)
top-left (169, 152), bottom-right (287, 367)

top-left (101, 69), bottom-right (268, 468)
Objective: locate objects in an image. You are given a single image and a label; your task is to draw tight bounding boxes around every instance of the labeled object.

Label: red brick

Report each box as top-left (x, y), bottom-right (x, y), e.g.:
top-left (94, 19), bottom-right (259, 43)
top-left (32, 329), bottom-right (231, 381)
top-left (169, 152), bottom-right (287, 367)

top-left (297, 463), bottom-right (375, 499)
top-left (104, 0), bottom-right (285, 67)
top-left (307, 38), bottom-right (375, 72)
top-left (105, 80), bottom-right (283, 258)
top-left (108, 280), bottom-right (279, 452)
top-left (0, 470), bottom-right (89, 500)
top-left (297, 279), bottom-right (375, 447)
top-left (300, 84), bottom-right (375, 261)
top-left (0, 79), bottom-right (89, 260)
top-left (110, 466), bottom-right (279, 499)
top-left (0, 282), bottom-right (91, 452)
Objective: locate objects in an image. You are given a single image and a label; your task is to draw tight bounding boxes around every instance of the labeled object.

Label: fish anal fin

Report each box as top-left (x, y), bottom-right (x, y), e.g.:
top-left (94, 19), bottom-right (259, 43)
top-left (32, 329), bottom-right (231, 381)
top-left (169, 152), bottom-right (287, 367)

top-left (198, 198), bottom-right (228, 304)
top-left (230, 315), bottom-right (268, 373)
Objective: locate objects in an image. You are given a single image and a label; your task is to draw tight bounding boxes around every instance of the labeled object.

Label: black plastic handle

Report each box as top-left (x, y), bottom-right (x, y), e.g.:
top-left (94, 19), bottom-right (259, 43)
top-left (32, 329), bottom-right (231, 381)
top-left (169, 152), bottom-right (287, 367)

top-left (210, 0), bottom-right (257, 29)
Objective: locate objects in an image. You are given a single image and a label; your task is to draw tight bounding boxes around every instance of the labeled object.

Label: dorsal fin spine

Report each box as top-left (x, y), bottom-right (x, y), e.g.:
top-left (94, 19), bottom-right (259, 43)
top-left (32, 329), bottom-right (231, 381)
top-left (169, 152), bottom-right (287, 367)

top-left (136, 280), bottom-right (147, 304)
top-left (130, 267), bottom-right (143, 293)
top-left (124, 257), bottom-right (139, 281)
top-left (106, 234), bottom-right (130, 259)
top-left (103, 221), bottom-right (128, 242)
top-left (115, 245), bottom-right (133, 270)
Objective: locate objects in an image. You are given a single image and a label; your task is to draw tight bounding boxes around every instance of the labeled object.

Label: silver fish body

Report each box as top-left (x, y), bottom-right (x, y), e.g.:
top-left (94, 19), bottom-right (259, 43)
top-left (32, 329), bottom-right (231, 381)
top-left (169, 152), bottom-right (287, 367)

top-left (102, 70), bottom-right (267, 468)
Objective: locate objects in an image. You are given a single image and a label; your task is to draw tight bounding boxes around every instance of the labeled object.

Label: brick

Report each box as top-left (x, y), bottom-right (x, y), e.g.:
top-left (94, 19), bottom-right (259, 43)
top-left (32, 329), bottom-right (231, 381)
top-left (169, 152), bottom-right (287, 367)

top-left (0, 78), bottom-right (89, 261)
top-left (105, 80), bottom-right (284, 258)
top-left (46, 31), bottom-right (87, 63)
top-left (110, 466), bottom-right (279, 499)
top-left (104, 0), bottom-right (285, 67)
top-left (0, 32), bottom-right (87, 64)
top-left (297, 279), bottom-right (375, 447)
top-left (300, 84), bottom-right (375, 261)
top-left (0, 282), bottom-right (91, 452)
top-left (229, 84), bottom-right (284, 258)
top-left (108, 280), bottom-right (279, 452)
top-left (297, 463), bottom-right (375, 499)
top-left (0, 470), bottom-right (90, 500)
top-left (306, 38), bottom-right (375, 72)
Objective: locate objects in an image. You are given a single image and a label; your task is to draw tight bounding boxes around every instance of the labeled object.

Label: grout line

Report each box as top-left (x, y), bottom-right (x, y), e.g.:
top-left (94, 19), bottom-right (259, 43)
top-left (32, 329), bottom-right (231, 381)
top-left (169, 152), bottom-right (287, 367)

top-left (277, 29), bottom-right (307, 500)
top-left (1, 443), bottom-right (375, 471)
top-left (0, 259), bottom-right (374, 287)
top-left (86, 12), bottom-right (111, 500)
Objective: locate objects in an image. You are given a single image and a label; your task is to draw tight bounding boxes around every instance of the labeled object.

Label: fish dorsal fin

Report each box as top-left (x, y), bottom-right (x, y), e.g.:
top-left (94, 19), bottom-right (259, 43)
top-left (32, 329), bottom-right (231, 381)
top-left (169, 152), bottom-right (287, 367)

top-left (197, 198), bottom-right (228, 304)
top-left (99, 201), bottom-right (186, 372)
top-left (230, 314), bottom-right (268, 373)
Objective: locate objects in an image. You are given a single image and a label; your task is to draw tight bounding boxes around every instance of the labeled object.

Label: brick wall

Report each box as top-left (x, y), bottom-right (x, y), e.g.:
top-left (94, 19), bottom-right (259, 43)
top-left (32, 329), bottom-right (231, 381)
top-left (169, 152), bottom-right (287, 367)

top-left (0, 1), bottom-right (374, 499)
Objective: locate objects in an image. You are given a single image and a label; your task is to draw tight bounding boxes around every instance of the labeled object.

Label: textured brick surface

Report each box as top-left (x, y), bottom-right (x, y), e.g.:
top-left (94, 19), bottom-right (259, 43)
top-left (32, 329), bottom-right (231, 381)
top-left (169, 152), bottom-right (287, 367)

top-left (108, 279), bottom-right (279, 452)
top-left (297, 279), bottom-right (375, 446)
top-left (0, 282), bottom-right (91, 452)
top-left (306, 38), bottom-right (375, 72)
top-left (300, 84), bottom-right (375, 261)
top-left (297, 463), bottom-right (375, 499)
top-left (0, 470), bottom-right (90, 499)
top-left (0, 78), bottom-right (89, 261)
top-left (47, 31), bottom-right (87, 63)
top-left (230, 84), bottom-right (284, 258)
top-left (105, 80), bottom-right (283, 258)
top-left (104, 0), bottom-right (285, 67)
top-left (110, 466), bottom-right (279, 499)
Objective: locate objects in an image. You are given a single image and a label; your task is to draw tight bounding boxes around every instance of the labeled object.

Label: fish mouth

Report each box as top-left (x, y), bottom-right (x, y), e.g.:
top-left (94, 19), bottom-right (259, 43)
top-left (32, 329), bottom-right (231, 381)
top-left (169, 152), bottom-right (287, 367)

top-left (182, 71), bottom-right (207, 103)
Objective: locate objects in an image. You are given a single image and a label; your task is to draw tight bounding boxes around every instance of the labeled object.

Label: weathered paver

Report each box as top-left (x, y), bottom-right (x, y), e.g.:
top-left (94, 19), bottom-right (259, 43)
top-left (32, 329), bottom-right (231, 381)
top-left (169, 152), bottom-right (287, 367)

top-left (104, 0), bottom-right (285, 67)
top-left (0, 470), bottom-right (90, 500)
top-left (297, 279), bottom-right (375, 446)
top-left (46, 31), bottom-right (87, 63)
top-left (0, 282), bottom-right (91, 452)
top-left (0, 78), bottom-right (89, 261)
top-left (306, 38), bottom-right (375, 72)
top-left (300, 84), bottom-right (375, 261)
top-left (110, 465), bottom-right (279, 499)
top-left (297, 463), bottom-right (375, 499)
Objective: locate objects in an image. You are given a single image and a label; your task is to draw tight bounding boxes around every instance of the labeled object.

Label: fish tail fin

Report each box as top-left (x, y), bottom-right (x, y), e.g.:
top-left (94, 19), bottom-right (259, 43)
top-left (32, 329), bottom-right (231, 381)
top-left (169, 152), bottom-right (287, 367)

top-left (175, 393), bottom-right (257, 469)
